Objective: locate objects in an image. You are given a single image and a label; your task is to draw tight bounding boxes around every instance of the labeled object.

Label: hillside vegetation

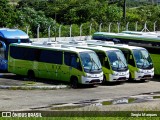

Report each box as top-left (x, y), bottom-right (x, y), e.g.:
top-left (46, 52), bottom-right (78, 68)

top-left (1, 0), bottom-right (160, 38)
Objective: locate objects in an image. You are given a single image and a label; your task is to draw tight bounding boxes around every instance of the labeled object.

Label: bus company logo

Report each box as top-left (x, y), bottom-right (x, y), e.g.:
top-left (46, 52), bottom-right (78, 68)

top-left (2, 112), bottom-right (11, 117)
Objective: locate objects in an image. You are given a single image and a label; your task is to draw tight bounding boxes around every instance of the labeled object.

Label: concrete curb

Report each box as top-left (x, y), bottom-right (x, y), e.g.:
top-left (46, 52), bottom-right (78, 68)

top-left (0, 85), bottom-right (68, 90)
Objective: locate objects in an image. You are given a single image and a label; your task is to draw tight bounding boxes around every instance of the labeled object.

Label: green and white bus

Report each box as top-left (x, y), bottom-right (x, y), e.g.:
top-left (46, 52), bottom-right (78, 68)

top-left (58, 41), bottom-right (129, 83)
top-left (8, 42), bottom-right (103, 88)
top-left (92, 31), bottom-right (160, 75)
top-left (86, 40), bottom-right (154, 81)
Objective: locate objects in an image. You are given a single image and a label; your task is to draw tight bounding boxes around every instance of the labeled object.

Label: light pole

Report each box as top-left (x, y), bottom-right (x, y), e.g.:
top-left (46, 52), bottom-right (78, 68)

top-left (123, 0), bottom-right (126, 20)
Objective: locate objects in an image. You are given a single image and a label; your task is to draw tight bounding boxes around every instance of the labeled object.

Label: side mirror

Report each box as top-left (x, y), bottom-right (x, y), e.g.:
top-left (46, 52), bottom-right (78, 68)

top-left (130, 55), bottom-right (132, 59)
top-left (105, 57), bottom-right (108, 61)
top-left (76, 58), bottom-right (80, 63)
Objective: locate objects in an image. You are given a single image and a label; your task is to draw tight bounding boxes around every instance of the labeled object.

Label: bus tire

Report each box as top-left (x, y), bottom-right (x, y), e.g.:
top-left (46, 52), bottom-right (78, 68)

top-left (70, 77), bottom-right (78, 89)
top-left (128, 73), bottom-right (133, 81)
top-left (27, 70), bottom-right (35, 80)
top-left (102, 75), bottom-right (106, 84)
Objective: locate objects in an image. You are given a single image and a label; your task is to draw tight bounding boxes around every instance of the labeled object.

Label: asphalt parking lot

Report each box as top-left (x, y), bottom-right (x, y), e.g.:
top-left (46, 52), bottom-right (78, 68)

top-left (0, 72), bottom-right (160, 111)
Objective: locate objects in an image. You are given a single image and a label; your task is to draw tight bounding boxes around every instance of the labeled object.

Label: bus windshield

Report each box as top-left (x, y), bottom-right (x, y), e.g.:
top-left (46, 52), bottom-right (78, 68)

top-left (80, 52), bottom-right (102, 73)
top-left (107, 50), bottom-right (128, 71)
top-left (133, 49), bottom-right (153, 69)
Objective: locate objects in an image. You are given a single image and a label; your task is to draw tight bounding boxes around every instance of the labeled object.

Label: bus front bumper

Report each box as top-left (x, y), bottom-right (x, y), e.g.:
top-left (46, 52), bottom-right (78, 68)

top-left (108, 70), bottom-right (130, 82)
top-left (134, 69), bottom-right (154, 80)
top-left (81, 73), bottom-right (103, 84)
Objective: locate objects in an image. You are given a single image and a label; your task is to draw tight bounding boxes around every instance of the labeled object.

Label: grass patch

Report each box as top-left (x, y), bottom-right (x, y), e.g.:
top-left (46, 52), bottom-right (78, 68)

top-left (50, 105), bottom-right (84, 110)
top-left (153, 96), bottom-right (160, 99)
top-left (23, 81), bottom-right (36, 86)
top-left (101, 101), bottom-right (112, 105)
top-left (128, 98), bottom-right (136, 103)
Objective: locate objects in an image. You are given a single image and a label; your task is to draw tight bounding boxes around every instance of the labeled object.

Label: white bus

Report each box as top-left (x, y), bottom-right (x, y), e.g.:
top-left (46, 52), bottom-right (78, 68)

top-left (8, 42), bottom-right (103, 88)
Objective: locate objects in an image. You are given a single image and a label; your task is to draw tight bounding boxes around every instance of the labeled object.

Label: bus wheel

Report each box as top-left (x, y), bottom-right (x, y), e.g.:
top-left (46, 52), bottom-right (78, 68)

top-left (27, 70), bottom-right (35, 80)
top-left (129, 73), bottom-right (133, 81)
top-left (102, 75), bottom-right (106, 84)
top-left (70, 77), bottom-right (78, 89)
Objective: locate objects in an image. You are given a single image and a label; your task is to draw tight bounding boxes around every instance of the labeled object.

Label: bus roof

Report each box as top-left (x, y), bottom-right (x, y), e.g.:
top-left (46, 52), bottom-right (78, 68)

top-left (78, 45), bottom-right (120, 52)
top-left (114, 44), bottom-right (146, 50)
top-left (94, 31), bottom-right (160, 42)
top-left (11, 43), bottom-right (94, 53)
top-left (87, 40), bottom-right (146, 50)
top-left (0, 28), bottom-right (29, 39)
top-left (94, 32), bottom-right (117, 36)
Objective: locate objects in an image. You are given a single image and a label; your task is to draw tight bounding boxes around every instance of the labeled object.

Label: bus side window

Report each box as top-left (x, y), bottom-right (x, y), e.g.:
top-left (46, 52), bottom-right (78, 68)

top-left (70, 54), bottom-right (82, 71)
top-left (39, 50), bottom-right (62, 64)
top-left (96, 52), bottom-right (104, 64)
top-left (121, 50), bottom-right (128, 62)
top-left (64, 52), bottom-right (82, 71)
top-left (97, 52), bottom-right (110, 69)
top-left (104, 58), bottom-right (110, 69)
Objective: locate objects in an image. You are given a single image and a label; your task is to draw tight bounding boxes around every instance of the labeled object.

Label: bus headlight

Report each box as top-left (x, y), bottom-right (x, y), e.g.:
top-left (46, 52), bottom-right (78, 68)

top-left (137, 69), bottom-right (143, 73)
top-left (85, 73), bottom-right (92, 77)
top-left (112, 71), bottom-right (118, 76)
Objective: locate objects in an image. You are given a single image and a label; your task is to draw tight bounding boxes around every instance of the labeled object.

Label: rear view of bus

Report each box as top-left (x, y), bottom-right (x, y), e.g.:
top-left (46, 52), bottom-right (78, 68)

top-left (0, 28), bottom-right (30, 71)
top-left (87, 40), bottom-right (154, 81)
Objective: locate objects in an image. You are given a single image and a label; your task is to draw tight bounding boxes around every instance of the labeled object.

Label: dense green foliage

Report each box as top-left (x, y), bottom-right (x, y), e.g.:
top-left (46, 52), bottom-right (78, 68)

top-left (1, 0), bottom-right (160, 38)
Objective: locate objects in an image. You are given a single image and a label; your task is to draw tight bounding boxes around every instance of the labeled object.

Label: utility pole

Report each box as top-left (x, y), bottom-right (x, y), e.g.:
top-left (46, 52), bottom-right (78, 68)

top-left (109, 0), bottom-right (126, 20)
top-left (123, 0), bottom-right (126, 20)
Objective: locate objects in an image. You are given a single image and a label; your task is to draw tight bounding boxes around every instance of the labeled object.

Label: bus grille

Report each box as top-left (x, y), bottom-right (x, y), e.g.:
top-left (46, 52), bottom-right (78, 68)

top-left (117, 77), bottom-right (127, 81)
top-left (89, 79), bottom-right (100, 83)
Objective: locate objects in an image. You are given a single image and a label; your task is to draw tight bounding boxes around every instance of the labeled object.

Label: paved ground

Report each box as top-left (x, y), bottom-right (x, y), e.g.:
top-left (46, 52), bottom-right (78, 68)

top-left (0, 72), bottom-right (160, 111)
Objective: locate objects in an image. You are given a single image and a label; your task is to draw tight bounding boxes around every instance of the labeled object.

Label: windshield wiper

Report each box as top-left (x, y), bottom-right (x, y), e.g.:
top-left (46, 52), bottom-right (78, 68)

top-left (117, 56), bottom-right (127, 70)
top-left (91, 58), bottom-right (100, 70)
top-left (141, 54), bottom-right (149, 69)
